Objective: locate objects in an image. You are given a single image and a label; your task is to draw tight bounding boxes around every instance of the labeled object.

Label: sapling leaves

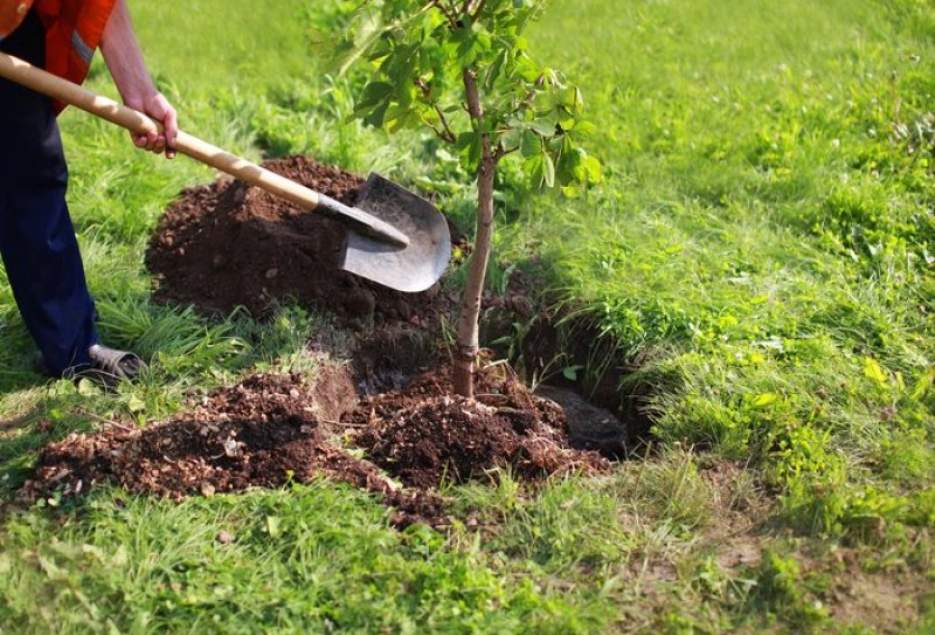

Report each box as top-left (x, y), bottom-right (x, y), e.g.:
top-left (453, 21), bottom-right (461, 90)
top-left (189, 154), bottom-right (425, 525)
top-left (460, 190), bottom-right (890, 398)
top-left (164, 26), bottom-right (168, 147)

top-left (342, 0), bottom-right (600, 395)
top-left (519, 129), bottom-right (540, 158)
top-left (344, 0), bottom-right (597, 194)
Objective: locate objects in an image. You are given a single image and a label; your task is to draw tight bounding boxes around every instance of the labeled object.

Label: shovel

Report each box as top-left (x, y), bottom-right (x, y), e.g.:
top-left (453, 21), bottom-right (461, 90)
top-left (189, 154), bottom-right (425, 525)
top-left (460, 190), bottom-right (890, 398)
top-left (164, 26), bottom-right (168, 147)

top-left (0, 51), bottom-right (451, 293)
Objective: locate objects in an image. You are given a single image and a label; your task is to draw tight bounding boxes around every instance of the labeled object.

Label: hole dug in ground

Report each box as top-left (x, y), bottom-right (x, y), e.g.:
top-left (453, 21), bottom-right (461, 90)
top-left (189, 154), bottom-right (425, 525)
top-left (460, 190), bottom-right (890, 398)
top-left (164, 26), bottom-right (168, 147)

top-left (483, 271), bottom-right (657, 459)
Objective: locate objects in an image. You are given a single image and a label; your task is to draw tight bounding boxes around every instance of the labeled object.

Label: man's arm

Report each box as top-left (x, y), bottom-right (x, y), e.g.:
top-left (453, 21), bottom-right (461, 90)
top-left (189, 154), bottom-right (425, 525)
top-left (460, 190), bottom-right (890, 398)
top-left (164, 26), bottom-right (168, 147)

top-left (100, 0), bottom-right (177, 158)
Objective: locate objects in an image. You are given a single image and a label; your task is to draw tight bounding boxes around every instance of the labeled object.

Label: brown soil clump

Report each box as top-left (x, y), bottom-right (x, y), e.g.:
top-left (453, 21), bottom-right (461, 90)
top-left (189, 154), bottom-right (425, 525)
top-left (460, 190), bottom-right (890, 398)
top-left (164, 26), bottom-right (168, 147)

top-left (146, 156), bottom-right (450, 325)
top-left (348, 365), bottom-right (609, 489)
top-left (19, 374), bottom-right (445, 528)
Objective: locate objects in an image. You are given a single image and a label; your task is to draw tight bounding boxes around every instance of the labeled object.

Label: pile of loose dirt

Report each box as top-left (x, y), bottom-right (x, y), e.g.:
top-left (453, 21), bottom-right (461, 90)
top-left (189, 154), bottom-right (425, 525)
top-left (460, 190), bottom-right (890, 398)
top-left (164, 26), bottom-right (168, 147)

top-left (146, 156), bottom-right (451, 324)
top-left (19, 374), bottom-right (445, 528)
top-left (348, 365), bottom-right (609, 489)
top-left (20, 364), bottom-right (608, 527)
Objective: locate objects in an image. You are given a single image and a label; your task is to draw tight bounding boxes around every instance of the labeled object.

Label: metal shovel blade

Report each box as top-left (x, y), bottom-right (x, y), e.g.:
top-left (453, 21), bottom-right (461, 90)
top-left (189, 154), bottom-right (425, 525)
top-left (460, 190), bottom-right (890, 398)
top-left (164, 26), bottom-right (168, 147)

top-left (340, 173), bottom-right (451, 293)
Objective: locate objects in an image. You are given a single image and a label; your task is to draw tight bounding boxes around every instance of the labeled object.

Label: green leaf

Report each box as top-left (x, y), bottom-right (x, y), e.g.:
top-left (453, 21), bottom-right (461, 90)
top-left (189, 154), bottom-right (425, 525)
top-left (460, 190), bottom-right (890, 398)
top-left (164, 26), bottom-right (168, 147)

top-left (266, 516), bottom-right (282, 539)
top-left (500, 126), bottom-right (523, 150)
top-left (752, 392), bottom-right (779, 408)
top-left (364, 100), bottom-right (389, 128)
top-left (455, 131), bottom-right (482, 170)
top-left (485, 48), bottom-right (509, 90)
top-left (455, 27), bottom-right (483, 64)
top-left (529, 118), bottom-right (557, 136)
top-left (863, 357), bottom-right (888, 387)
top-left (77, 378), bottom-right (100, 397)
top-left (520, 129), bottom-right (540, 157)
top-left (542, 151), bottom-right (556, 188)
top-left (127, 395), bottom-right (146, 414)
top-left (578, 154), bottom-right (603, 184)
top-left (356, 81), bottom-right (393, 110)
top-left (560, 86), bottom-right (584, 113)
top-left (524, 154), bottom-right (545, 187)
top-left (514, 54), bottom-right (540, 82)
top-left (456, 132), bottom-right (477, 150)
top-left (561, 184), bottom-right (583, 198)
top-left (562, 365), bottom-right (584, 381)
top-left (468, 134), bottom-right (483, 168)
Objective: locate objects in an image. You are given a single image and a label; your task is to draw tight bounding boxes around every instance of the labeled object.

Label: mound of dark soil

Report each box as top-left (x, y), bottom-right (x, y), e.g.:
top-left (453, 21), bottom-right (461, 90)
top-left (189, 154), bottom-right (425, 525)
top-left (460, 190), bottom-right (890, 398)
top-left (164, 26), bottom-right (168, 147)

top-left (146, 156), bottom-right (451, 324)
top-left (19, 374), bottom-right (445, 528)
top-left (20, 364), bottom-right (608, 527)
top-left (348, 365), bottom-right (609, 489)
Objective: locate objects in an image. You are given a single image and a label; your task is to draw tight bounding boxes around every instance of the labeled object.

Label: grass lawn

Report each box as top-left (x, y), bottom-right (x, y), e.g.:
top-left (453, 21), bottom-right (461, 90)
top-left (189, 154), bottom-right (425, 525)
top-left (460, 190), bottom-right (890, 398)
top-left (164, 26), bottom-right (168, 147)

top-left (1, 0), bottom-right (933, 632)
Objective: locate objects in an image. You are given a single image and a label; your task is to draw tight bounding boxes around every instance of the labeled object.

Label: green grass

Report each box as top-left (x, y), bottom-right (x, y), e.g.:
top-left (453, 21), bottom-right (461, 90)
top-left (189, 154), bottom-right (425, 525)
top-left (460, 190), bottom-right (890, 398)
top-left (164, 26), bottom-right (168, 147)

top-left (515, 0), bottom-right (934, 542)
top-left (1, 0), bottom-right (933, 632)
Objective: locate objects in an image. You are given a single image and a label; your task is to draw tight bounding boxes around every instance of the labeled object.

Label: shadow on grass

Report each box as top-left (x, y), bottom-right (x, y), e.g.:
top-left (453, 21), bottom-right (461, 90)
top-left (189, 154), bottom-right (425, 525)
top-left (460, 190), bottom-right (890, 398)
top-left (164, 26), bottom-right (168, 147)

top-left (0, 322), bottom-right (49, 394)
top-left (0, 369), bottom-right (46, 395)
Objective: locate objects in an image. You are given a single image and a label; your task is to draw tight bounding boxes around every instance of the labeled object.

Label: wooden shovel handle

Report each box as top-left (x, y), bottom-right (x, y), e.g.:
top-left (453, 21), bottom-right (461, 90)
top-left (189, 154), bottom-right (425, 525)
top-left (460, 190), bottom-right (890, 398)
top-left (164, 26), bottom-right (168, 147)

top-left (0, 51), bottom-right (322, 211)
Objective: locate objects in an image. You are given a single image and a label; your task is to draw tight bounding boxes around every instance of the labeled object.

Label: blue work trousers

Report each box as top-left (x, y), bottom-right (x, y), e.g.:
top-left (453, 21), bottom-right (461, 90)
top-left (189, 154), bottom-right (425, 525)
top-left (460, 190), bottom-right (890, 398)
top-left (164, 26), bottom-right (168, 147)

top-left (0, 11), bottom-right (99, 376)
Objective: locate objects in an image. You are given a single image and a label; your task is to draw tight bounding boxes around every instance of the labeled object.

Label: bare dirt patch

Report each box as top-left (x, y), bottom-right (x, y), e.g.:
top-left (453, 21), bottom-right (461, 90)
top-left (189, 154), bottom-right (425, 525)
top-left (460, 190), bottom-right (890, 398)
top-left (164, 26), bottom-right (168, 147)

top-left (481, 270), bottom-right (651, 452)
top-left (829, 567), bottom-right (928, 634)
top-left (25, 156), bottom-right (618, 527)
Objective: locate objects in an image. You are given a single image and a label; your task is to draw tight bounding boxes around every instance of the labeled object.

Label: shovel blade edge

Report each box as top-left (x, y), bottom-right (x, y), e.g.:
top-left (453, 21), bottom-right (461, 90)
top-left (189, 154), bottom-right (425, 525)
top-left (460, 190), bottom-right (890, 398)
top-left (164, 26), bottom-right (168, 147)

top-left (340, 173), bottom-right (451, 293)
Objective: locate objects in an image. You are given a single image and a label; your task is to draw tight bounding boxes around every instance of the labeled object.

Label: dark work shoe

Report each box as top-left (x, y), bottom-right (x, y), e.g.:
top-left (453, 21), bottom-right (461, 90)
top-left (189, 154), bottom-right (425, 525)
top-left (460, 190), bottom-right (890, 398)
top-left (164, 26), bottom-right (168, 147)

top-left (84, 344), bottom-right (147, 383)
top-left (35, 346), bottom-right (147, 386)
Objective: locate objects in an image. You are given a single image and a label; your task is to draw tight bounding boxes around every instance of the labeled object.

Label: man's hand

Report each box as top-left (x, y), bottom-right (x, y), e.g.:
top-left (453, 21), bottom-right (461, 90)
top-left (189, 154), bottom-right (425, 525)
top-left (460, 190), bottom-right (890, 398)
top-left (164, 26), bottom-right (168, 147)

top-left (124, 92), bottom-right (178, 158)
top-left (100, 0), bottom-right (177, 159)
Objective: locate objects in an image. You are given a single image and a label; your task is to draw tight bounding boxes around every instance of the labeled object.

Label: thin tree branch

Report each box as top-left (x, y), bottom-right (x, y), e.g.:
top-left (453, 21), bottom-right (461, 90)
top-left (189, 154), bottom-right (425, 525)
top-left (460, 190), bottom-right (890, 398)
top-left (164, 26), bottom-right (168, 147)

top-left (415, 77), bottom-right (431, 97)
top-left (463, 68), bottom-right (485, 122)
top-left (511, 73), bottom-right (546, 116)
top-left (426, 123), bottom-right (452, 143)
top-left (463, 67), bottom-right (494, 163)
top-left (434, 105), bottom-right (457, 143)
top-left (494, 143), bottom-right (519, 160)
top-left (416, 77), bottom-right (457, 144)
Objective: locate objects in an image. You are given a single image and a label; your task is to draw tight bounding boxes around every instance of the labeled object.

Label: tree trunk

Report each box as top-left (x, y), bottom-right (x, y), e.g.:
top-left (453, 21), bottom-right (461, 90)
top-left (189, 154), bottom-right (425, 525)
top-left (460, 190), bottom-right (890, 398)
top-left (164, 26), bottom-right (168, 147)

top-left (453, 68), bottom-right (496, 398)
top-left (453, 158), bottom-right (496, 397)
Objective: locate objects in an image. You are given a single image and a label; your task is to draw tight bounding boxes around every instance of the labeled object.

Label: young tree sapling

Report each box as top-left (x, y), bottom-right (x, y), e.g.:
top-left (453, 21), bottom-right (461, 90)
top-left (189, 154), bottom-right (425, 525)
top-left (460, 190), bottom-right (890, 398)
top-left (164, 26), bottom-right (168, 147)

top-left (344, 0), bottom-right (601, 397)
